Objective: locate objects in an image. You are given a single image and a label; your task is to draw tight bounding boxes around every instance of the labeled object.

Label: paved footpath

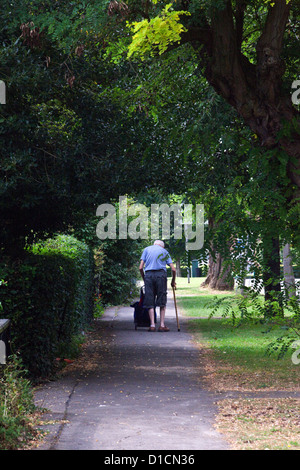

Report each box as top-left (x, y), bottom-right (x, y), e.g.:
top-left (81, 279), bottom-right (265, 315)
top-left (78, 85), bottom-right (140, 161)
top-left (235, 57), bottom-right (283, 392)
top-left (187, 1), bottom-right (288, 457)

top-left (34, 291), bottom-right (230, 450)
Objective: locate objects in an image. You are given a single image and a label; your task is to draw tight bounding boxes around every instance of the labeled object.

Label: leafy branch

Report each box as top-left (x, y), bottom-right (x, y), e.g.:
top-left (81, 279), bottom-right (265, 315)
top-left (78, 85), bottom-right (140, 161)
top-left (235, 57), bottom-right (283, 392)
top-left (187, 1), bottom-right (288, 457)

top-left (127, 3), bottom-right (191, 60)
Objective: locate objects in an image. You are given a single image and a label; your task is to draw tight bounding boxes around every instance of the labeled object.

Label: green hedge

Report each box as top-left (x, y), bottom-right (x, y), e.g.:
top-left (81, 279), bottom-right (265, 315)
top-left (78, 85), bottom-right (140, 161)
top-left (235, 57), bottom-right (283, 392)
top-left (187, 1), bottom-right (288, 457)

top-left (0, 235), bottom-right (94, 379)
top-left (94, 239), bottom-right (142, 306)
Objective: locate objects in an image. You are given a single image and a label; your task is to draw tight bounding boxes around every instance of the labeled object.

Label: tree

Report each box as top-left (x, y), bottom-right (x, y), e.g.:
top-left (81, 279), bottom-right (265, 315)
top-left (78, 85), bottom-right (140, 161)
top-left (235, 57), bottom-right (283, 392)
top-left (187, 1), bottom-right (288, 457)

top-left (100, 0), bottom-right (300, 298)
top-left (124, 0), bottom-right (300, 200)
top-left (0, 1), bottom-right (180, 254)
top-left (1, 0), bottom-right (298, 315)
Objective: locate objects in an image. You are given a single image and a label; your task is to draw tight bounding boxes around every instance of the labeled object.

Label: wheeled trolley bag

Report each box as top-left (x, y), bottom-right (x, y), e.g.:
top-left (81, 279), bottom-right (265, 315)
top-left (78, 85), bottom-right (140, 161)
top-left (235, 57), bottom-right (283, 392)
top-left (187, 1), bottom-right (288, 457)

top-left (131, 286), bottom-right (156, 330)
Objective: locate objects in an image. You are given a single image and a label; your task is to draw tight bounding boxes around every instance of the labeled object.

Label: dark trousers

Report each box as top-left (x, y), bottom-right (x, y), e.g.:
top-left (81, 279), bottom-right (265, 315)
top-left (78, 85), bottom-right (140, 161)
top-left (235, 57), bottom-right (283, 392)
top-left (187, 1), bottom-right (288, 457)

top-left (143, 269), bottom-right (167, 308)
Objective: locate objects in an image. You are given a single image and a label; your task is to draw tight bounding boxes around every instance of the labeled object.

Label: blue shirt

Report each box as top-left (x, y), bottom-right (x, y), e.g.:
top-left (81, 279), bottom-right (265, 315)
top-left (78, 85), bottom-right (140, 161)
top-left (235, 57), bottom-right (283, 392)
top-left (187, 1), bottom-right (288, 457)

top-left (141, 245), bottom-right (173, 271)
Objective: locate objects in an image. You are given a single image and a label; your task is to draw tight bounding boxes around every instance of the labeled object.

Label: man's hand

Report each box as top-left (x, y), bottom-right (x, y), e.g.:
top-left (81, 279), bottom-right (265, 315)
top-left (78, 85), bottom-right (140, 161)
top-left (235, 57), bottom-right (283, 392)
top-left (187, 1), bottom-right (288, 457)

top-left (139, 259), bottom-right (145, 281)
top-left (169, 262), bottom-right (176, 289)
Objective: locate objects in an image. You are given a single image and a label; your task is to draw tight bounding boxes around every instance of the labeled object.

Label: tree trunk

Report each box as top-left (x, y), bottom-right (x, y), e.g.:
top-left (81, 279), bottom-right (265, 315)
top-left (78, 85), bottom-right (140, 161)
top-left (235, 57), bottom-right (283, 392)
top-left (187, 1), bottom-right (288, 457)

top-left (201, 218), bottom-right (234, 291)
top-left (184, 1), bottom-right (300, 195)
top-left (263, 235), bottom-right (283, 317)
top-left (175, 259), bottom-right (181, 277)
top-left (202, 251), bottom-right (234, 291)
top-left (282, 243), bottom-right (296, 300)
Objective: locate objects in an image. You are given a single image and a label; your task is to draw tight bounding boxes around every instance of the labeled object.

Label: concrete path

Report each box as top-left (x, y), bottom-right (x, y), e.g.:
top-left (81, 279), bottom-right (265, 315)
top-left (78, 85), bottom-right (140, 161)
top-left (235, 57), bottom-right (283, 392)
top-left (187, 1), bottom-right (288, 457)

top-left (34, 291), bottom-right (230, 450)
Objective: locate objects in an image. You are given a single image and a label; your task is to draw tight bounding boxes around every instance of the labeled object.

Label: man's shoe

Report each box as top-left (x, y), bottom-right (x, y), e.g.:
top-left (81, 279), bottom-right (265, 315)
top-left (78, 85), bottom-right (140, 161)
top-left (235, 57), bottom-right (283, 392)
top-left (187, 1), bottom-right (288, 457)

top-left (148, 326), bottom-right (156, 332)
top-left (158, 326), bottom-right (170, 332)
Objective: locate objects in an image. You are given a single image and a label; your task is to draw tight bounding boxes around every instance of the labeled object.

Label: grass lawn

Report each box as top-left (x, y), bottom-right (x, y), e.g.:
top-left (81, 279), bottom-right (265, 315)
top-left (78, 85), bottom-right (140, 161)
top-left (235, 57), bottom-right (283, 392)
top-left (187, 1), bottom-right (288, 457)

top-left (174, 277), bottom-right (300, 450)
top-left (174, 277), bottom-right (299, 390)
top-left (174, 281), bottom-right (234, 318)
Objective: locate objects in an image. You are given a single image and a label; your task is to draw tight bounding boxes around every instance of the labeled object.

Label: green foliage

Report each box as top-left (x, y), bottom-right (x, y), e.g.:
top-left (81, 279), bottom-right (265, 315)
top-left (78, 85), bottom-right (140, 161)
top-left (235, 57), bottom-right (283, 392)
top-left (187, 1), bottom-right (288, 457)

top-left (93, 292), bottom-right (105, 318)
top-left (0, 235), bottom-right (94, 379)
top-left (207, 284), bottom-right (300, 359)
top-left (55, 333), bottom-right (86, 361)
top-left (0, 0), bottom-right (162, 254)
top-left (266, 335), bottom-right (299, 361)
top-left (94, 238), bottom-right (143, 306)
top-left (30, 234), bottom-right (95, 329)
top-left (73, 211), bottom-right (146, 307)
top-left (127, 4), bottom-right (190, 60)
top-left (0, 354), bottom-right (36, 450)
top-left (0, 0), bottom-right (299, 347)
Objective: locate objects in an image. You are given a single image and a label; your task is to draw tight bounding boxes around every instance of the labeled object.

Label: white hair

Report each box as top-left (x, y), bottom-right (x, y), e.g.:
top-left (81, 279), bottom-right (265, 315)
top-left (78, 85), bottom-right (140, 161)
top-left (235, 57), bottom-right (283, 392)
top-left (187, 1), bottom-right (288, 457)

top-left (154, 240), bottom-right (165, 248)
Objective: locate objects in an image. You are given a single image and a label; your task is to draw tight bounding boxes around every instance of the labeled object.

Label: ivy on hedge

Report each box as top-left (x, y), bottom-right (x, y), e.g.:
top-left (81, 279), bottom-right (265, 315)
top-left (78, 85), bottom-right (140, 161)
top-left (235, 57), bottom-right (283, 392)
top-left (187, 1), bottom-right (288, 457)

top-left (0, 235), bottom-right (94, 379)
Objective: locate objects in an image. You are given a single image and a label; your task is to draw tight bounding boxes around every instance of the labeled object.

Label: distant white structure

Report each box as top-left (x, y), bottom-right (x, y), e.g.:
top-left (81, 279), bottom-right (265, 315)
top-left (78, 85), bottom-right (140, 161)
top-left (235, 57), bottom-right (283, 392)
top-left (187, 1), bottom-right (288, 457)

top-left (235, 278), bottom-right (300, 297)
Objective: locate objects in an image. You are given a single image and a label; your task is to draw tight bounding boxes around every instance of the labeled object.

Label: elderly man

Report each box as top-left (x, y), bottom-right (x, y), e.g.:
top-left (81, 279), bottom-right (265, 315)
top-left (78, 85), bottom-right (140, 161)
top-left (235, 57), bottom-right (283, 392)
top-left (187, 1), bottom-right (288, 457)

top-left (139, 240), bottom-right (176, 332)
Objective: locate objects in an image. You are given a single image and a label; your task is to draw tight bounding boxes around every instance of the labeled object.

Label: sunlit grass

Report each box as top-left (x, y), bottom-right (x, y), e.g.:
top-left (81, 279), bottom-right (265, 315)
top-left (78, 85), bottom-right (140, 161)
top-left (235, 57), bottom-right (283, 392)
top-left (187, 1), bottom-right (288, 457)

top-left (173, 277), bottom-right (236, 318)
top-left (174, 277), bottom-right (300, 391)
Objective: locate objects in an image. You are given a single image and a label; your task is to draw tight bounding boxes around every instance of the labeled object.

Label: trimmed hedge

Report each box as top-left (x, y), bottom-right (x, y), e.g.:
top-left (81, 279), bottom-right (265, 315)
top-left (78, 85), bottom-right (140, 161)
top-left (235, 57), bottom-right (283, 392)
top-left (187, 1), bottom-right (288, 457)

top-left (0, 235), bottom-right (94, 379)
top-left (94, 238), bottom-right (142, 306)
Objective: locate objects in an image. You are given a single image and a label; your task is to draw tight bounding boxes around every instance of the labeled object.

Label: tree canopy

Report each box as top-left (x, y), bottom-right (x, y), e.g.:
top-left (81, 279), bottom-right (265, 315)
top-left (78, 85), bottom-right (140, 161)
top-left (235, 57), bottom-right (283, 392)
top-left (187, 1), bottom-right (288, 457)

top-left (0, 0), bottom-right (299, 310)
top-left (96, 1), bottom-right (300, 208)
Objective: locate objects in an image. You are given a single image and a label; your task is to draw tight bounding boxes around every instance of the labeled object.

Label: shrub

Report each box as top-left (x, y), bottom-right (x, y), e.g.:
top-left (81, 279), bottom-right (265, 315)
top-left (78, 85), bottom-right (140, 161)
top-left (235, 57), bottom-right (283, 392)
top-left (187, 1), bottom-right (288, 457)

top-left (94, 239), bottom-right (142, 306)
top-left (0, 354), bottom-right (37, 450)
top-left (0, 234), bottom-right (94, 379)
top-left (31, 234), bottom-right (95, 331)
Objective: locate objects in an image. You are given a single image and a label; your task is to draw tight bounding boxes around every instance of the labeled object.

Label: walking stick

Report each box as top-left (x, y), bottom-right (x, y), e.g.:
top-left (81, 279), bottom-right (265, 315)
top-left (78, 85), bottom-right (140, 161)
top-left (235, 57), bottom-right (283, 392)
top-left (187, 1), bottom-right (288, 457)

top-left (172, 286), bottom-right (180, 331)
